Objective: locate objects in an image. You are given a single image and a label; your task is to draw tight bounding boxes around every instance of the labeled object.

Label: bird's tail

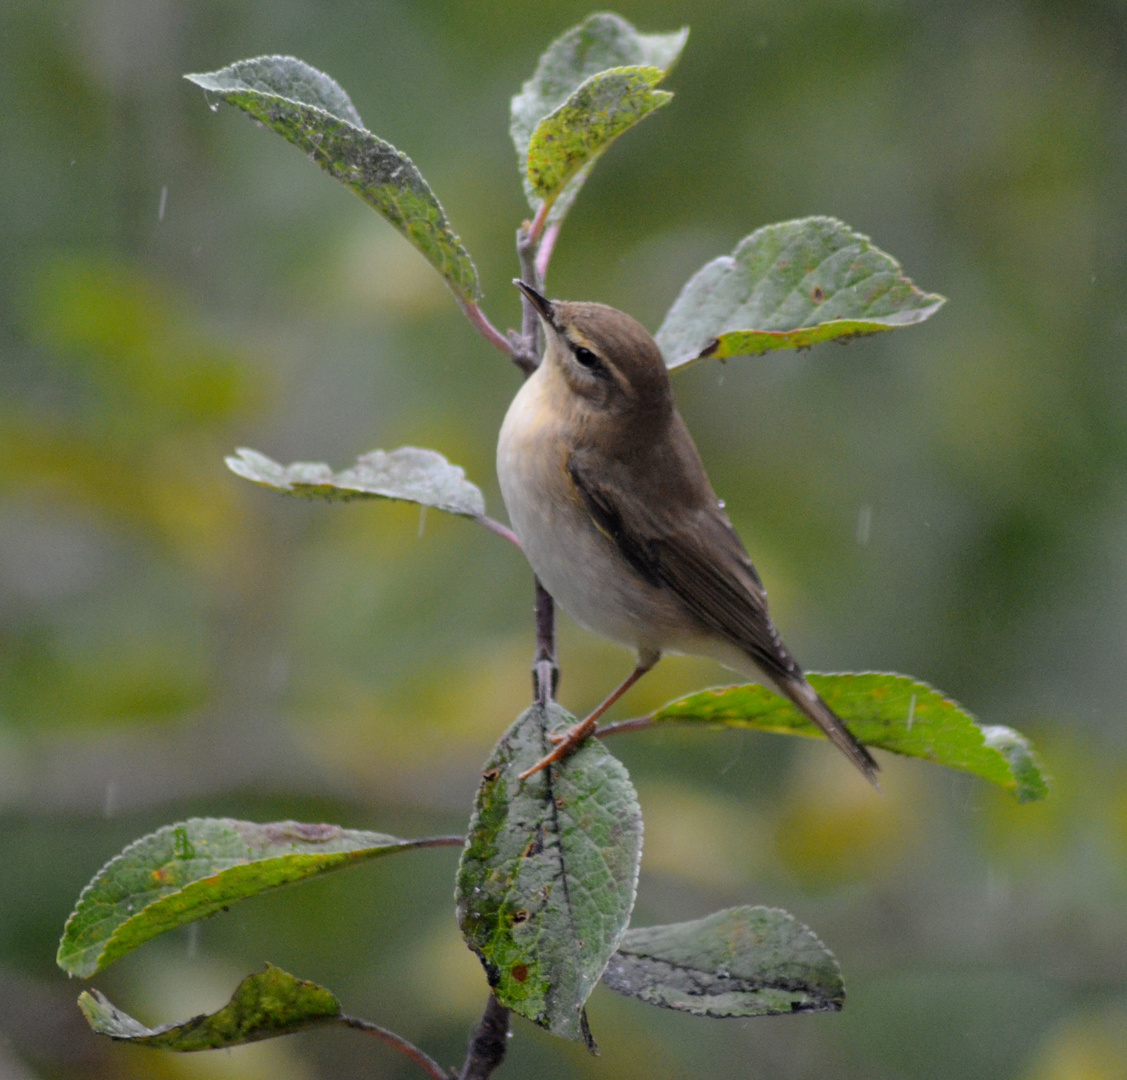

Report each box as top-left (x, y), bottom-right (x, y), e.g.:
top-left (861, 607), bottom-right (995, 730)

top-left (781, 676), bottom-right (880, 788)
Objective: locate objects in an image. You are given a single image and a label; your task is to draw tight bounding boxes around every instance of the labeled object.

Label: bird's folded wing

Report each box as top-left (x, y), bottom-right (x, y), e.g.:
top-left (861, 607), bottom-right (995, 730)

top-left (567, 454), bottom-right (800, 685)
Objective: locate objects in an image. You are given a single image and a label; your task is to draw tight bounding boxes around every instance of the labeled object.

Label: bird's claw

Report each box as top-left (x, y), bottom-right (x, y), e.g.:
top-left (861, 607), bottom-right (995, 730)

top-left (518, 718), bottom-right (598, 781)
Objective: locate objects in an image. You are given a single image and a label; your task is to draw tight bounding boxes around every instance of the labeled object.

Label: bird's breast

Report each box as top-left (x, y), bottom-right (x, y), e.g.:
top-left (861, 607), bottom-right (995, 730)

top-left (497, 372), bottom-right (687, 651)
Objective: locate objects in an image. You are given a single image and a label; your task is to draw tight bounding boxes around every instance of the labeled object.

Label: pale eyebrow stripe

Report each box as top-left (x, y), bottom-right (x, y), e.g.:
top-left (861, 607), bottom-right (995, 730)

top-left (564, 331), bottom-right (629, 391)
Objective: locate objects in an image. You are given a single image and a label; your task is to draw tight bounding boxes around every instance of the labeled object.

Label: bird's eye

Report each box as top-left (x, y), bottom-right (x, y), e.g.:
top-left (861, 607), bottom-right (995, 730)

top-left (574, 346), bottom-right (600, 370)
top-left (567, 341), bottom-right (612, 383)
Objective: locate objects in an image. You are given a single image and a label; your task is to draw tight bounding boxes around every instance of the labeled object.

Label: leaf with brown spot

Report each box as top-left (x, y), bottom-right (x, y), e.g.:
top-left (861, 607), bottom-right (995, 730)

top-left (657, 217), bottom-right (945, 370)
top-left (58, 819), bottom-right (459, 977)
top-left (455, 703), bottom-right (642, 1044)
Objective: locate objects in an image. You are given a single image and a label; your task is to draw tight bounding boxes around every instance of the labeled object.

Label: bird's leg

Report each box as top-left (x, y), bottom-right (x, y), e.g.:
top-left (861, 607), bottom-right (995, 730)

top-left (518, 653), bottom-right (657, 781)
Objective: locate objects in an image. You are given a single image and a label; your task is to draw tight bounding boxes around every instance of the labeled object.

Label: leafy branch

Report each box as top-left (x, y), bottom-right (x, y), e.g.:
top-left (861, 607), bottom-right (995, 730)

top-left (55, 12), bottom-right (1039, 1080)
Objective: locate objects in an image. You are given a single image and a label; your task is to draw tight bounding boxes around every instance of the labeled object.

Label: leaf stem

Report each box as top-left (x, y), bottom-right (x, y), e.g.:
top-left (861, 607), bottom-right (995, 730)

top-left (535, 221), bottom-right (561, 283)
top-left (410, 834), bottom-right (470, 848)
top-left (595, 714), bottom-right (654, 739)
top-left (527, 198), bottom-right (552, 246)
top-left (475, 515), bottom-right (523, 548)
top-left (460, 300), bottom-right (517, 356)
top-left (457, 994), bottom-right (511, 1080)
top-left (340, 1015), bottom-right (449, 1080)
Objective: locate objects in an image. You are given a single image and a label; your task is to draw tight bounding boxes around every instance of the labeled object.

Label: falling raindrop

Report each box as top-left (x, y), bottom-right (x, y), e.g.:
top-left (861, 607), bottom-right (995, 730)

top-left (185, 922), bottom-right (200, 959)
top-left (855, 503), bottom-right (872, 545)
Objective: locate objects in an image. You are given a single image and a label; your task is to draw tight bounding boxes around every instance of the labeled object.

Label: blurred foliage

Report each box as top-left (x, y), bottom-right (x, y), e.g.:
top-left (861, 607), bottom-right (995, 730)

top-left (2, 1), bottom-right (1127, 1078)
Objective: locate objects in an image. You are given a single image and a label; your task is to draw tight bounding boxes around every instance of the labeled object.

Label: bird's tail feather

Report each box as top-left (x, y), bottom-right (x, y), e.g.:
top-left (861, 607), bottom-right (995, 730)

top-left (783, 677), bottom-right (880, 788)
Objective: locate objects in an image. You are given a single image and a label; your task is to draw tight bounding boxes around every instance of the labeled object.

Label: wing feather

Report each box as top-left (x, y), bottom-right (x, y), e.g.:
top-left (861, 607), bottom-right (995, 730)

top-left (566, 446), bottom-right (879, 784)
top-left (567, 452), bottom-right (799, 685)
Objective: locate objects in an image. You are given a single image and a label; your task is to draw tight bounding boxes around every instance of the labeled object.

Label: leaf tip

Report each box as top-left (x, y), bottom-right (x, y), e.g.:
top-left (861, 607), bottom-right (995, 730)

top-left (183, 70), bottom-right (222, 94)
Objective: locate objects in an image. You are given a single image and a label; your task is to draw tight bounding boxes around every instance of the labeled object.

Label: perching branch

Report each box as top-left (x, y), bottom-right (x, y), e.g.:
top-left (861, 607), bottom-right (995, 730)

top-left (533, 577), bottom-right (559, 705)
top-left (512, 220), bottom-right (558, 713)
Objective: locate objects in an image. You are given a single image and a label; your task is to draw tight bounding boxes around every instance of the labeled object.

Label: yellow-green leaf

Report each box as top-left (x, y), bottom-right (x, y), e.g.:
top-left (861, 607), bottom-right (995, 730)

top-left (79, 965), bottom-right (341, 1050)
top-left (58, 819), bottom-right (458, 977)
top-left (657, 218), bottom-right (945, 369)
top-left (511, 13), bottom-right (687, 223)
top-left (526, 66), bottom-right (671, 205)
top-left (652, 673), bottom-right (1048, 801)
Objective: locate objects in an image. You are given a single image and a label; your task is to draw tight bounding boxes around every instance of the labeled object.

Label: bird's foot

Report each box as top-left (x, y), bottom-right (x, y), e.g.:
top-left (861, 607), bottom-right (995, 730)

top-left (518, 716), bottom-right (599, 781)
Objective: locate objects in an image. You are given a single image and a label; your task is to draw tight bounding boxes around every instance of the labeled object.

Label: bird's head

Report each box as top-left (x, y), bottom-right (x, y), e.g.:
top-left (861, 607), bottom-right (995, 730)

top-left (514, 281), bottom-right (673, 424)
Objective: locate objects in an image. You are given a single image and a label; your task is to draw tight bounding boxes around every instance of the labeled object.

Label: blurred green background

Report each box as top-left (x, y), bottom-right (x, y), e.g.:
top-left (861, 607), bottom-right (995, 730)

top-left (3, 1), bottom-right (1127, 1077)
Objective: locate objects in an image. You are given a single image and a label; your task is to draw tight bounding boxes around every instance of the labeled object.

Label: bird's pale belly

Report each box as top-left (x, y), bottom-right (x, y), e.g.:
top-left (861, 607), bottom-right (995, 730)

top-left (498, 375), bottom-right (689, 654)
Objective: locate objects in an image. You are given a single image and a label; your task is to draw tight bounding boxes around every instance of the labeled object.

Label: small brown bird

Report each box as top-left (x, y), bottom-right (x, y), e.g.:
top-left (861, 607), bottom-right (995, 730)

top-left (498, 281), bottom-right (878, 785)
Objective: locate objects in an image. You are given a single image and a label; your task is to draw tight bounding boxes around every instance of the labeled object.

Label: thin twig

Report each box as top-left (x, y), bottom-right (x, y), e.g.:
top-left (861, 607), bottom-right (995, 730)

top-left (516, 224), bottom-right (543, 359)
top-left (340, 1015), bottom-right (450, 1080)
top-left (475, 515), bottom-right (523, 548)
top-left (515, 226), bottom-right (557, 698)
top-left (458, 994), bottom-right (511, 1080)
top-left (594, 714), bottom-right (654, 739)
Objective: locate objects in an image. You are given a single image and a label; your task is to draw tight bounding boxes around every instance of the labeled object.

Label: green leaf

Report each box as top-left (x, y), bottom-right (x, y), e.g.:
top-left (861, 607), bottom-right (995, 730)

top-left (79, 964), bottom-right (341, 1050)
top-left (456, 703), bottom-right (642, 1045)
top-left (511, 13), bottom-right (687, 221)
top-left (656, 217), bottom-right (946, 369)
top-left (652, 673), bottom-right (1049, 802)
top-left (603, 906), bottom-right (844, 1017)
top-left (226, 446), bottom-right (486, 518)
top-left (526, 66), bottom-right (672, 205)
top-left (58, 819), bottom-right (456, 977)
top-left (185, 57), bottom-right (480, 304)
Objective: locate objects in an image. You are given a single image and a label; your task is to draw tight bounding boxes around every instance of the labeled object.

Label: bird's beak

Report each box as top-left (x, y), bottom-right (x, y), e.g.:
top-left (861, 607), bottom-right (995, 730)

top-left (513, 279), bottom-right (557, 329)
